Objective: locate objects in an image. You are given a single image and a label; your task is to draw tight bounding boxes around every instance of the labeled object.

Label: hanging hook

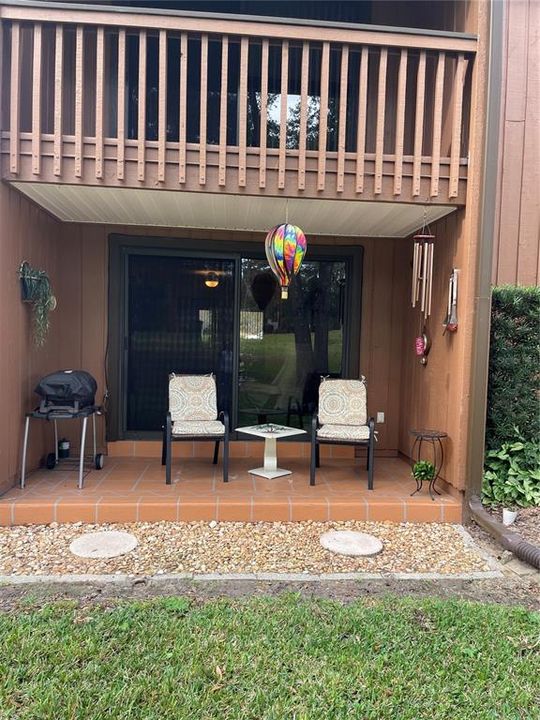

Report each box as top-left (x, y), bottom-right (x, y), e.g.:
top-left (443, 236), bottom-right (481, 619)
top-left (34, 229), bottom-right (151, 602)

top-left (285, 198), bottom-right (289, 224)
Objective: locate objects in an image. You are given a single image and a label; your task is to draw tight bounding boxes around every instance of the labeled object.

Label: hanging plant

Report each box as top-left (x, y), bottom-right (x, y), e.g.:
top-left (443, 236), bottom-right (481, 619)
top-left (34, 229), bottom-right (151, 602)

top-left (19, 261), bottom-right (57, 347)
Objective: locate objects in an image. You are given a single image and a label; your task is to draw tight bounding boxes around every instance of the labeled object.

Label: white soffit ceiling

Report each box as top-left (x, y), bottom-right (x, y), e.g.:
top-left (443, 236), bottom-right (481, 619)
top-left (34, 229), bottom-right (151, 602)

top-left (11, 183), bottom-right (456, 238)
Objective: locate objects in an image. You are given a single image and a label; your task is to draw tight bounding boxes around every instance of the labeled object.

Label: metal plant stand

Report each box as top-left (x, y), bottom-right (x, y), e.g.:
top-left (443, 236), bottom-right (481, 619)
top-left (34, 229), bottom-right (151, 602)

top-left (409, 429), bottom-right (448, 500)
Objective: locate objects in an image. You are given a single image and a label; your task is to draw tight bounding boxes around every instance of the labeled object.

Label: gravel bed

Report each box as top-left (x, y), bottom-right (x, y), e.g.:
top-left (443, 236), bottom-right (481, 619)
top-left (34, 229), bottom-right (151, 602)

top-left (0, 521), bottom-right (490, 576)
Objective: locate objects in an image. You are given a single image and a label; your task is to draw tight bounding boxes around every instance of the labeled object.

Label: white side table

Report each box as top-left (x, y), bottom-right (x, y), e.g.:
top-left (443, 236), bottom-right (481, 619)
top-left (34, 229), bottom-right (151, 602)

top-left (236, 423), bottom-right (306, 479)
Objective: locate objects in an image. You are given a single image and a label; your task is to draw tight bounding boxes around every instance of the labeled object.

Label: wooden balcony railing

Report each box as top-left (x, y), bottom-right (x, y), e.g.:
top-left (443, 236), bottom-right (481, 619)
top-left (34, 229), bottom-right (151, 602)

top-left (0, 4), bottom-right (477, 203)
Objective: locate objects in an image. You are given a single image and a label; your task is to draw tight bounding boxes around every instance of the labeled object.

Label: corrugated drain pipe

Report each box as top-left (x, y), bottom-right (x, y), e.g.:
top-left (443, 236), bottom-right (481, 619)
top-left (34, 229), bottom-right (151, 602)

top-left (469, 496), bottom-right (540, 570)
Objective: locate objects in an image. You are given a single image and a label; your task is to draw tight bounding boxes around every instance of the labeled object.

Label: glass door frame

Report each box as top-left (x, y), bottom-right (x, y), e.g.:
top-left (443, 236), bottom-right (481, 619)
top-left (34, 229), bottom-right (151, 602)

top-left (108, 233), bottom-right (363, 441)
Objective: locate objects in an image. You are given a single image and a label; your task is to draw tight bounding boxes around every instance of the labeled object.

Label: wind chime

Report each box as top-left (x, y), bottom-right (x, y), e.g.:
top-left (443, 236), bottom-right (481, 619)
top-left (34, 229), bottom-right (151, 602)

top-left (443, 269), bottom-right (459, 333)
top-left (411, 216), bottom-right (435, 364)
top-left (264, 203), bottom-right (307, 300)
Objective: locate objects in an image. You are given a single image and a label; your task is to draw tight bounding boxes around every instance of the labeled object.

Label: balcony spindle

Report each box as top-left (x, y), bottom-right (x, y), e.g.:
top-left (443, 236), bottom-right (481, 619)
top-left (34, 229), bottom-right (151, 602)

top-left (199, 33), bottom-right (208, 185)
top-left (355, 46), bottom-right (368, 193)
top-left (412, 49), bottom-right (426, 197)
top-left (117, 29), bottom-right (126, 180)
top-left (158, 29), bottom-right (167, 182)
top-left (238, 37), bottom-right (249, 188)
top-left (259, 38), bottom-right (269, 189)
top-left (430, 51), bottom-right (445, 197)
top-left (218, 36), bottom-right (228, 186)
top-left (336, 44), bottom-right (349, 193)
top-left (374, 47), bottom-right (387, 195)
top-left (74, 25), bottom-right (84, 178)
top-left (31, 23), bottom-right (42, 175)
top-left (53, 25), bottom-right (63, 176)
top-left (278, 39), bottom-right (289, 190)
top-left (9, 22), bottom-right (21, 174)
top-left (95, 27), bottom-right (105, 179)
top-left (449, 53), bottom-right (465, 199)
top-left (393, 48), bottom-right (407, 195)
top-left (137, 30), bottom-right (147, 182)
top-left (298, 40), bottom-right (309, 191)
top-left (178, 31), bottom-right (187, 183)
top-left (317, 41), bottom-right (330, 191)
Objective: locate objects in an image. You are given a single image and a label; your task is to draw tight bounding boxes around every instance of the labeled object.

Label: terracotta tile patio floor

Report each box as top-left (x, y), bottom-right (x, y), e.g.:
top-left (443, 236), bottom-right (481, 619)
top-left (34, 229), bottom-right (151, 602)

top-left (0, 456), bottom-right (462, 525)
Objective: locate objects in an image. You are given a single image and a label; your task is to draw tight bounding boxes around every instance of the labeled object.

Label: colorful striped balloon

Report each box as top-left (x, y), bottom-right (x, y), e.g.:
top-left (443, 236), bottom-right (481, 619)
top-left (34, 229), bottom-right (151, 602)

top-left (264, 223), bottom-right (307, 299)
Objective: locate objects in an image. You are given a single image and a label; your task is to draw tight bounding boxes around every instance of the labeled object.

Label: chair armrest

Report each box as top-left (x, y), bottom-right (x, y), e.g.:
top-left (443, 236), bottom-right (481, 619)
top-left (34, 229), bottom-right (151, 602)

top-left (218, 410), bottom-right (229, 432)
top-left (311, 412), bottom-right (319, 435)
top-left (368, 417), bottom-right (375, 436)
top-left (166, 411), bottom-right (172, 434)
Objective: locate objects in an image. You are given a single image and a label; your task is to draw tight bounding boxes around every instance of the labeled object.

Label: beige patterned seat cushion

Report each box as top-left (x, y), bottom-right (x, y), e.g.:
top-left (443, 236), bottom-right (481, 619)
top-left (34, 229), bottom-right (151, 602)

top-left (172, 420), bottom-right (225, 436)
top-left (318, 378), bottom-right (367, 426)
top-left (317, 424), bottom-right (370, 442)
top-left (169, 374), bottom-right (218, 422)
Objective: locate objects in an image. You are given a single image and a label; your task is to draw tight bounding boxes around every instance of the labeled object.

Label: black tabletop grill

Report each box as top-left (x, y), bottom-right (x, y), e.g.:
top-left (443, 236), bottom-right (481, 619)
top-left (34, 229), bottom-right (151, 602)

top-left (34, 370), bottom-right (97, 415)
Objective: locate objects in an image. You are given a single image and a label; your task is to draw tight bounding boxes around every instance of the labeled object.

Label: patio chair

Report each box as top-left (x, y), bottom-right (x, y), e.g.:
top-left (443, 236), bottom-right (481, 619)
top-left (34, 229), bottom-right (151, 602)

top-left (310, 377), bottom-right (375, 489)
top-left (162, 374), bottom-right (229, 484)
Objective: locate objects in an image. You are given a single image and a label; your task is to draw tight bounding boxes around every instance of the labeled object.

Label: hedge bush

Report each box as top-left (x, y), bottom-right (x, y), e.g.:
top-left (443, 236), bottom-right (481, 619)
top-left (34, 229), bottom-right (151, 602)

top-left (486, 286), bottom-right (540, 450)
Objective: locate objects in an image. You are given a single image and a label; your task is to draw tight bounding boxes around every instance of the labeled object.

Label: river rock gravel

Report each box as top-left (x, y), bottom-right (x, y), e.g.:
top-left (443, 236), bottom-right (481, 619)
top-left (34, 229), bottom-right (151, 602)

top-left (0, 521), bottom-right (492, 576)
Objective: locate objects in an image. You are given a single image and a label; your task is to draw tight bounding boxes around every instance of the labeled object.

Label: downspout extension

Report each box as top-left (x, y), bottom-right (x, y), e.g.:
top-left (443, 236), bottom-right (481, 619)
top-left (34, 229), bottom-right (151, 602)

top-left (469, 496), bottom-right (540, 570)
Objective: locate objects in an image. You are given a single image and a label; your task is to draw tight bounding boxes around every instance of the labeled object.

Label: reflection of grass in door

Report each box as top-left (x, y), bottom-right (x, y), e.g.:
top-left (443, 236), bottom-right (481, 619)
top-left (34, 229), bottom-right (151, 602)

top-left (241, 329), bottom-right (343, 386)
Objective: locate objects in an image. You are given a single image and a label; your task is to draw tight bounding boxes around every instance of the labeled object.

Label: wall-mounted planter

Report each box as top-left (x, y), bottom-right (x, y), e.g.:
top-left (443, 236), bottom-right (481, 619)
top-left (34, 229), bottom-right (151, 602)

top-left (18, 261), bottom-right (57, 347)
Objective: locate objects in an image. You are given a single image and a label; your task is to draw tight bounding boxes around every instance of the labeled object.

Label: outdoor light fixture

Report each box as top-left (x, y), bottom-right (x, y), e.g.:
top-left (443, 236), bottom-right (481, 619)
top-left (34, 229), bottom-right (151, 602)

top-left (264, 223), bottom-right (307, 299)
top-left (204, 272), bottom-right (219, 289)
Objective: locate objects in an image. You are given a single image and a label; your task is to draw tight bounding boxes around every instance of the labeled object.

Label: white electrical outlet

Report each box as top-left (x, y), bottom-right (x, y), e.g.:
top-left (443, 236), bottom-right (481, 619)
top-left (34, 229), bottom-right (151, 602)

top-left (376, 412), bottom-right (385, 424)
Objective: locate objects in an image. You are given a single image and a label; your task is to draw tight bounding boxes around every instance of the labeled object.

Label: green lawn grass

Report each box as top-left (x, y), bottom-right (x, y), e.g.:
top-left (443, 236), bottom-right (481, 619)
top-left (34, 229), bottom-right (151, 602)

top-left (0, 595), bottom-right (538, 719)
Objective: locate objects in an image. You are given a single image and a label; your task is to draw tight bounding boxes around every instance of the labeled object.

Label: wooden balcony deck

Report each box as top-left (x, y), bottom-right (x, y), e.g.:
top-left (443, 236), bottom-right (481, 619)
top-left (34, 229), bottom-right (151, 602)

top-left (0, 3), bottom-right (475, 204)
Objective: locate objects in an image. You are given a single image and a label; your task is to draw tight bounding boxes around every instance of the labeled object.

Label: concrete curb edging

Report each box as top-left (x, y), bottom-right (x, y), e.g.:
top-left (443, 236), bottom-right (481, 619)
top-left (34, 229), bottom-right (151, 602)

top-left (0, 568), bottom-right (504, 585)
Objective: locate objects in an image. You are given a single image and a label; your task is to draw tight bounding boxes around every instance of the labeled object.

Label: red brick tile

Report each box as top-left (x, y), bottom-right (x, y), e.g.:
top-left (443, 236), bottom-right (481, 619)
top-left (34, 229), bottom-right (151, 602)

top-left (177, 500), bottom-right (217, 521)
top-left (0, 503), bottom-right (13, 526)
top-left (13, 502), bottom-right (56, 525)
top-left (137, 500), bottom-right (177, 522)
top-left (217, 500), bottom-right (253, 521)
top-left (328, 500), bottom-right (368, 521)
top-left (405, 501), bottom-right (443, 523)
top-left (96, 501), bottom-right (138, 523)
top-left (56, 501), bottom-right (97, 524)
top-left (367, 502), bottom-right (405, 523)
top-left (442, 503), bottom-right (463, 523)
top-left (290, 500), bottom-right (329, 521)
top-left (252, 500), bottom-right (291, 522)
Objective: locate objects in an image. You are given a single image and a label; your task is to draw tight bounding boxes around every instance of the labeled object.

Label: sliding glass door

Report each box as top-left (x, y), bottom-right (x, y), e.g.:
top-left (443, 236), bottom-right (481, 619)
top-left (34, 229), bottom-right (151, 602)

top-left (238, 258), bottom-right (347, 428)
top-left (126, 253), bottom-right (235, 432)
top-left (110, 238), bottom-right (360, 438)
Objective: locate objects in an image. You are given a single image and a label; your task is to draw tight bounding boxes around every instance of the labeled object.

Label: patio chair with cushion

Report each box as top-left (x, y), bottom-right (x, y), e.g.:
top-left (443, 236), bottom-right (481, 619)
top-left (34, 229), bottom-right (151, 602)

top-left (162, 374), bottom-right (229, 484)
top-left (310, 377), bottom-right (375, 489)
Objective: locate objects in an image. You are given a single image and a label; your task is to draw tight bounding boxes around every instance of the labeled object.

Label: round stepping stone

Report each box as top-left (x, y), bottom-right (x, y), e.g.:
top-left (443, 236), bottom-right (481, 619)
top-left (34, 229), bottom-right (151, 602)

top-left (69, 531), bottom-right (138, 559)
top-left (320, 530), bottom-right (383, 557)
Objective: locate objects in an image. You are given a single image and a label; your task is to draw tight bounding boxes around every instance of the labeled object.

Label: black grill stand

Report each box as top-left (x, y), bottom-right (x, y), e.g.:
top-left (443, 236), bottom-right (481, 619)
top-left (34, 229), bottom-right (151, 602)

top-left (20, 406), bottom-right (103, 490)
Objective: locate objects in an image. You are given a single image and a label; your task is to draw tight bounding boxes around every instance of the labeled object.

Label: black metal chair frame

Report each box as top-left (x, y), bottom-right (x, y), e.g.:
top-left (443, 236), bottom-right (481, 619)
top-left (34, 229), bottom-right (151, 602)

top-left (310, 413), bottom-right (375, 489)
top-left (162, 410), bottom-right (229, 484)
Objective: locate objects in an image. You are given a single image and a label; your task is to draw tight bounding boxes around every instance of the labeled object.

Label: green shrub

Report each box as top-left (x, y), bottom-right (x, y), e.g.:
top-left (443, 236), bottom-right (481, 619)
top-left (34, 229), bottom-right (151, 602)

top-left (486, 286), bottom-right (540, 450)
top-left (482, 438), bottom-right (540, 508)
top-left (411, 460), bottom-right (436, 482)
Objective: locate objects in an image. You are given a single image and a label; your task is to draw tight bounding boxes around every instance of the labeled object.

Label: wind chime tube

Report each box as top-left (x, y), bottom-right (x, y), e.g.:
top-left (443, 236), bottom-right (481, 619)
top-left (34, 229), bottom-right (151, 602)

top-left (426, 242), bottom-right (434, 317)
top-left (411, 242), bottom-right (418, 306)
top-left (421, 243), bottom-right (428, 313)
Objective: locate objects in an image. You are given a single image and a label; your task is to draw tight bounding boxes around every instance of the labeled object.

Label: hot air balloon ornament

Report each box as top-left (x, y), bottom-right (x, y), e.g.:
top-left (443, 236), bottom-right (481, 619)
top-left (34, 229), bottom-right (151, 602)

top-left (264, 223), bottom-right (307, 299)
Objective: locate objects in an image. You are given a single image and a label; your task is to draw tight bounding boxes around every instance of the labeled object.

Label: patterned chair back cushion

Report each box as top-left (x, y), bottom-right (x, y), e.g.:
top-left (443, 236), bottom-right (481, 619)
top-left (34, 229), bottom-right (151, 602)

top-left (169, 374), bottom-right (218, 422)
top-left (318, 378), bottom-right (367, 426)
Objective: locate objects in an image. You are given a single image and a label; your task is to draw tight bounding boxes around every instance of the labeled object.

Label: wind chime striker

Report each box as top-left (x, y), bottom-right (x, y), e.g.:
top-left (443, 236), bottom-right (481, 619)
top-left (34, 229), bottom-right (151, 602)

top-left (265, 223), bottom-right (307, 299)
